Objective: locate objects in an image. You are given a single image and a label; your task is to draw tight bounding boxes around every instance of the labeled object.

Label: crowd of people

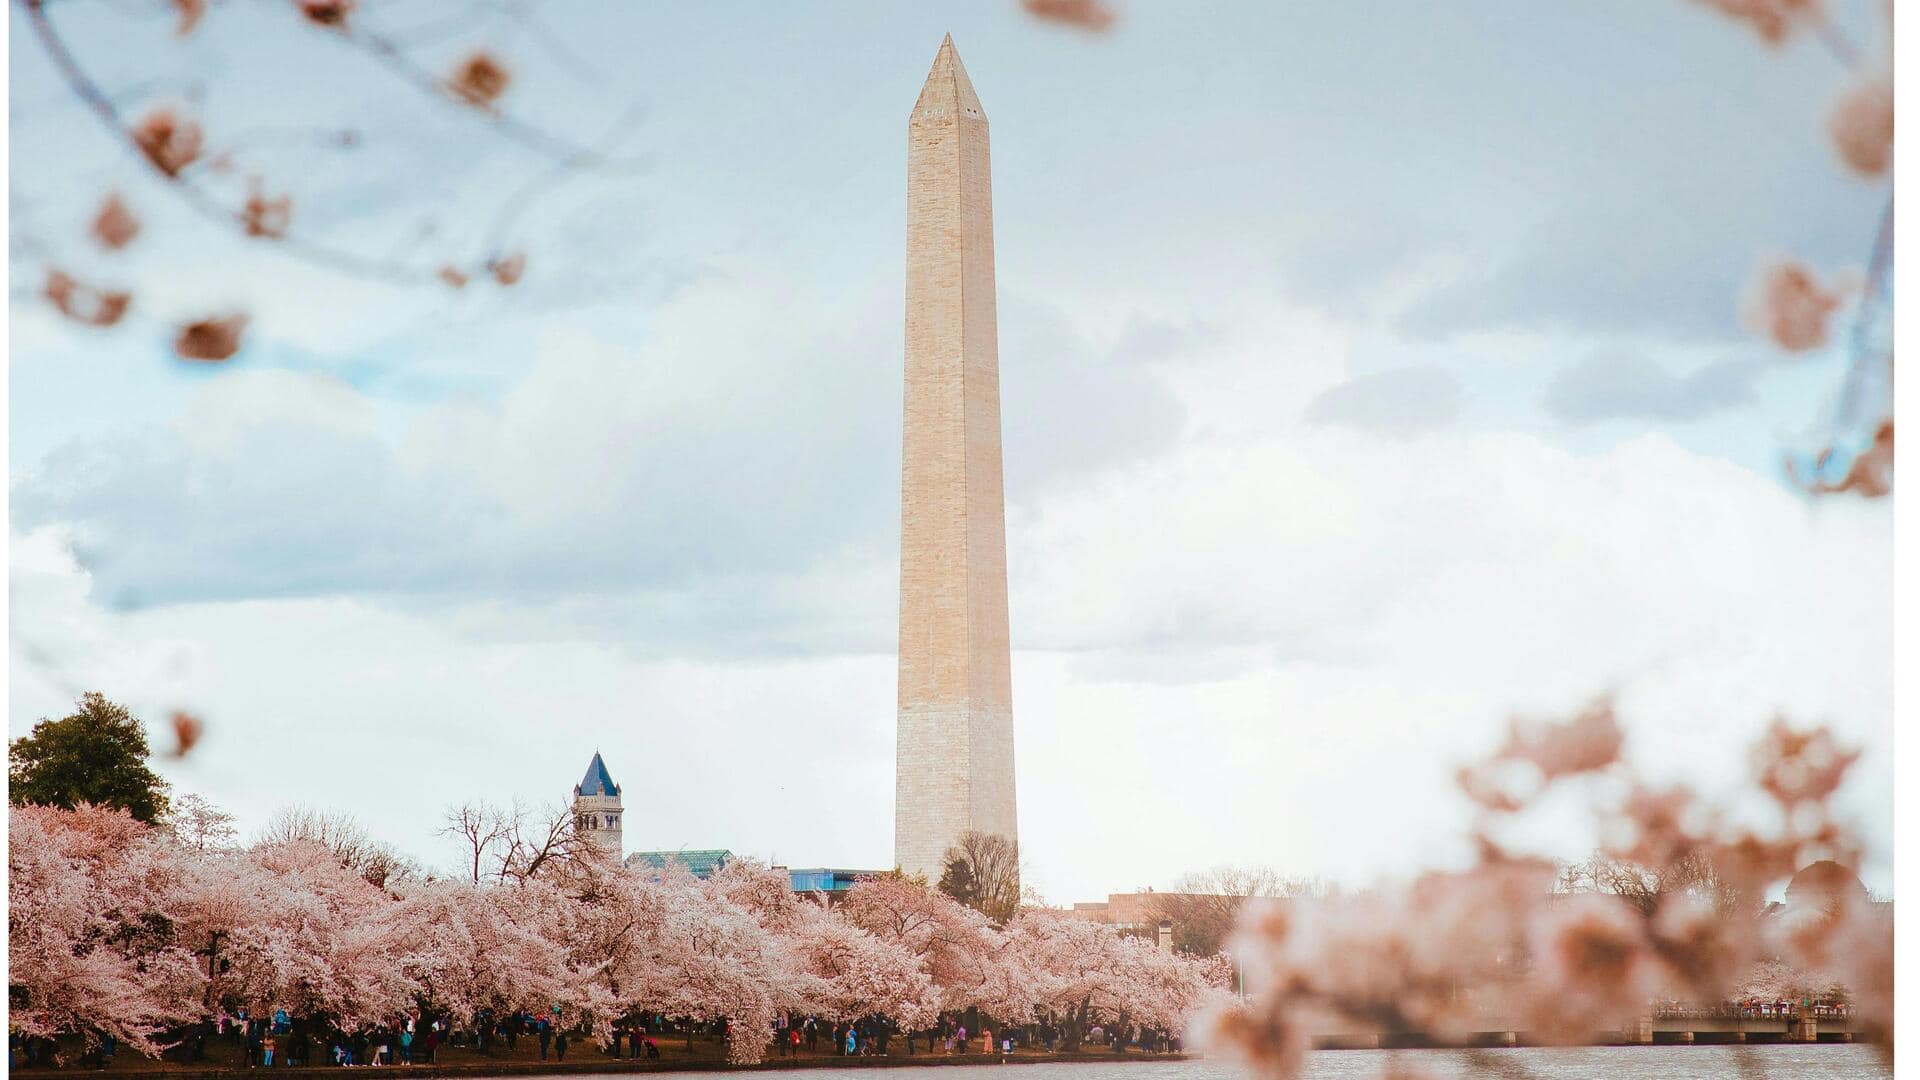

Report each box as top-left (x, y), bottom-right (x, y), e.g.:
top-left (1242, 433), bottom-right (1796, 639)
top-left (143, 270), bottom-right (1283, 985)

top-left (10, 1007), bottom-right (1190, 1070)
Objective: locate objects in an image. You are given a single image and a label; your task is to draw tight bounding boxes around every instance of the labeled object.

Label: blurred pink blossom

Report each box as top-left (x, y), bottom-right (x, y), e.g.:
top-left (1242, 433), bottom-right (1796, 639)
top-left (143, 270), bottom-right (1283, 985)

top-left (1689, 0), bottom-right (1821, 46)
top-left (1748, 261), bottom-right (1843, 352)
top-left (1827, 79), bottom-right (1894, 177)
top-left (1021, 0), bottom-right (1117, 32)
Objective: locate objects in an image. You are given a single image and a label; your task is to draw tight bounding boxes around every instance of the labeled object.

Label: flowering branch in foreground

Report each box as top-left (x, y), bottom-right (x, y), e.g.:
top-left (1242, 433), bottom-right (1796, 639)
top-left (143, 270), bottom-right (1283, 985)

top-left (15, 0), bottom-right (637, 360)
top-left (1686, 0), bottom-right (1896, 498)
top-left (1205, 701), bottom-right (1888, 1079)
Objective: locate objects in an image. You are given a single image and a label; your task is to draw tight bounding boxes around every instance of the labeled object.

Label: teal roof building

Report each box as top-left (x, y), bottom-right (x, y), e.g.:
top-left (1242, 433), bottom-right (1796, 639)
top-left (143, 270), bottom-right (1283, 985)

top-left (626, 849), bottom-right (734, 878)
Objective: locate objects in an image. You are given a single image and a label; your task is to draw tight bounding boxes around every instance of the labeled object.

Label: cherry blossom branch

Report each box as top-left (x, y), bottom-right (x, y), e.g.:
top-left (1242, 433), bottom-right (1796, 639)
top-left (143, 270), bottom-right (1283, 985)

top-left (19, 0), bottom-right (442, 286)
top-left (1834, 192), bottom-right (1895, 430)
top-left (1803, 10), bottom-right (1863, 70)
top-left (483, 103), bottom-right (645, 258)
top-left (322, 18), bottom-right (644, 172)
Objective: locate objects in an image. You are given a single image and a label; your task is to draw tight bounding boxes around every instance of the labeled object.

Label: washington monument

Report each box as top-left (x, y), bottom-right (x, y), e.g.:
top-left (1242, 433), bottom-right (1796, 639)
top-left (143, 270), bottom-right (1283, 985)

top-left (894, 35), bottom-right (1019, 883)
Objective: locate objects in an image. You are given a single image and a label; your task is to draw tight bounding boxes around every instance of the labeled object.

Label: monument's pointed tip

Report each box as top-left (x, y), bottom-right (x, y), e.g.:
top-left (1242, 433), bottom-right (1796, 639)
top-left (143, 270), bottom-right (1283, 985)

top-left (913, 32), bottom-right (984, 121)
top-left (927, 33), bottom-right (960, 75)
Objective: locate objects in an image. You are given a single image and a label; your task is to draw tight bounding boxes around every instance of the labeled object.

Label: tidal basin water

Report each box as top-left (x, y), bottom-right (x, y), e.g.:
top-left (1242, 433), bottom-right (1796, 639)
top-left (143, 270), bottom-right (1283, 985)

top-left (555, 1049), bottom-right (1890, 1080)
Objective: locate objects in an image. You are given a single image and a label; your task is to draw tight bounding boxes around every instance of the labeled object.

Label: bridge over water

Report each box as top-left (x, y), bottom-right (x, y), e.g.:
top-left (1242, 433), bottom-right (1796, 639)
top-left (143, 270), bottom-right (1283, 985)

top-left (1311, 1007), bottom-right (1863, 1049)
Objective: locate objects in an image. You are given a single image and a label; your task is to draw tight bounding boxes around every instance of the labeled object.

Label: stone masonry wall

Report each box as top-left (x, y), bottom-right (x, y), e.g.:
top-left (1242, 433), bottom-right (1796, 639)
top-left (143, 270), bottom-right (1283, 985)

top-left (896, 38), bottom-right (1018, 883)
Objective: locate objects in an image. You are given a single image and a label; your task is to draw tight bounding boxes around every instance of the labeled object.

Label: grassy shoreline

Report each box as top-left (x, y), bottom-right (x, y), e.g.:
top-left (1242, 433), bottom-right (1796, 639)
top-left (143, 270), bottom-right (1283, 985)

top-left (6, 1050), bottom-right (1194, 1079)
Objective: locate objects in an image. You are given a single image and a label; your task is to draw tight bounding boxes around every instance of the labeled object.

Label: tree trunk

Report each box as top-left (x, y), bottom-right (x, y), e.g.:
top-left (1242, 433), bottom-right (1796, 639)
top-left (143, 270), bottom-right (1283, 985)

top-left (1064, 998), bottom-right (1092, 1053)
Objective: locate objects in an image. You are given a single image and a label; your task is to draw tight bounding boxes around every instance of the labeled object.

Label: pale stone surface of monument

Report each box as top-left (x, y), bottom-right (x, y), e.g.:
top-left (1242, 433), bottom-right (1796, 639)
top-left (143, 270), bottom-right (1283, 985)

top-left (895, 35), bottom-right (1019, 883)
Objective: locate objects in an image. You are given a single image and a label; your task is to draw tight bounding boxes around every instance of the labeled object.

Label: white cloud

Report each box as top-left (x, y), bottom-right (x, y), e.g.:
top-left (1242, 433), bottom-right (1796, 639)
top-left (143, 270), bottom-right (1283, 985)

top-left (1305, 365), bottom-right (1462, 434)
top-left (13, 407), bottom-right (1892, 903)
top-left (12, 280), bottom-right (902, 623)
top-left (1545, 350), bottom-right (1763, 424)
top-left (1008, 425), bottom-right (1891, 899)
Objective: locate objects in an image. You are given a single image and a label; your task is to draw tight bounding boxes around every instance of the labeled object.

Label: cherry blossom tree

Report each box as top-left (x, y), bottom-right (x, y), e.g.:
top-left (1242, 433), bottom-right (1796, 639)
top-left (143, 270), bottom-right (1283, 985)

top-left (8, 805), bottom-right (202, 1056)
top-left (706, 860), bottom-right (809, 933)
top-left (167, 793), bottom-right (238, 853)
top-left (1734, 958), bottom-right (1847, 1004)
top-left (1002, 908), bottom-right (1229, 1048)
top-left (9, 804), bottom-right (1299, 1067)
top-left (381, 876), bottom-right (585, 1029)
top-left (840, 875), bottom-right (1008, 1015)
top-left (563, 863), bottom-right (787, 1063)
top-left (257, 805), bottom-right (416, 888)
top-left (168, 839), bottom-right (415, 1026)
top-left (781, 903), bottom-right (940, 1032)
top-left (704, 861), bottom-right (938, 1030)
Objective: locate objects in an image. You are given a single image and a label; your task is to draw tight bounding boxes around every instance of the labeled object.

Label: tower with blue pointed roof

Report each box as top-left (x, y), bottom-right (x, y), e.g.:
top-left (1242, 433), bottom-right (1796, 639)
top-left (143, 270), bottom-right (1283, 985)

top-left (572, 751), bottom-right (623, 857)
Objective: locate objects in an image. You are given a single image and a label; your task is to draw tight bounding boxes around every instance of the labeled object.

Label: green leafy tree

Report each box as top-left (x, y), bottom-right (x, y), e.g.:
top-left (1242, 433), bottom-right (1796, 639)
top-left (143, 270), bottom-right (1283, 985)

top-left (938, 853), bottom-right (981, 910)
top-left (9, 692), bottom-right (171, 822)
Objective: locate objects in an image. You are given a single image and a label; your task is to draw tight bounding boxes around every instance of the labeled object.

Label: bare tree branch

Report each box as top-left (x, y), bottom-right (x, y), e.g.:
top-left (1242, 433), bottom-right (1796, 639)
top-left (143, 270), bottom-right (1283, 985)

top-left (438, 799), bottom-right (512, 885)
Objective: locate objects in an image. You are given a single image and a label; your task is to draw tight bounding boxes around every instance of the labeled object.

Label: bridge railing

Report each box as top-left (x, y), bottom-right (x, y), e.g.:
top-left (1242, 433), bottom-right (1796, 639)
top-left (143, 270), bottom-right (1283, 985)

top-left (1649, 1003), bottom-right (1855, 1021)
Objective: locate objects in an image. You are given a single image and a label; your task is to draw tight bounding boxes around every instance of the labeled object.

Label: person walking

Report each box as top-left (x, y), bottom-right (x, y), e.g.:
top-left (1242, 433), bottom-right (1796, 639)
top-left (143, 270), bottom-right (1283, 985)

top-left (555, 1030), bottom-right (569, 1061)
top-left (538, 1019), bottom-right (552, 1060)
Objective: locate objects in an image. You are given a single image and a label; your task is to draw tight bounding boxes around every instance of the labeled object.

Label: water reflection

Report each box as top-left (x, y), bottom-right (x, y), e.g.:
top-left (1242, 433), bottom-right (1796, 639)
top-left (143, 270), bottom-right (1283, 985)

top-left (553, 1047), bottom-right (1890, 1080)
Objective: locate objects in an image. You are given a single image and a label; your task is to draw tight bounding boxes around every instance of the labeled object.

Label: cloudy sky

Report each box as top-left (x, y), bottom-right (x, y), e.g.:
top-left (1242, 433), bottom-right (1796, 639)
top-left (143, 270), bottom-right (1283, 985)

top-left (8, 1), bottom-right (1893, 902)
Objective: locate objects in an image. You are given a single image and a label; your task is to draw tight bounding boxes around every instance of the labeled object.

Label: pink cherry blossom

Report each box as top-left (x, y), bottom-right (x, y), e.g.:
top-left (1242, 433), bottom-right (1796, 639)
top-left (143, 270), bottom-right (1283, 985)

top-left (1747, 261), bottom-right (1843, 353)
top-left (1827, 78), bottom-right (1894, 177)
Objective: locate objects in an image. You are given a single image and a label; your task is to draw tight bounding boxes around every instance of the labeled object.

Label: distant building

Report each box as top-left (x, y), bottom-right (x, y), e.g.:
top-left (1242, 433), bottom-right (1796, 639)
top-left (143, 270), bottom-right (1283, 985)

top-left (784, 867), bottom-right (888, 903)
top-left (1071, 890), bottom-right (1183, 932)
top-left (569, 753), bottom-right (731, 875)
top-left (571, 752), bottom-right (623, 856)
top-left (1069, 889), bottom-right (1289, 955)
top-left (569, 753), bottom-right (884, 894)
top-left (626, 849), bottom-right (734, 878)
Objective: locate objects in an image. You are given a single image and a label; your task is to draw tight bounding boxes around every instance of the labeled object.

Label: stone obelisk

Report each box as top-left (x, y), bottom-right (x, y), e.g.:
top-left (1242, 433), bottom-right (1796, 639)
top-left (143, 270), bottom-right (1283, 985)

top-left (895, 35), bottom-right (1018, 883)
